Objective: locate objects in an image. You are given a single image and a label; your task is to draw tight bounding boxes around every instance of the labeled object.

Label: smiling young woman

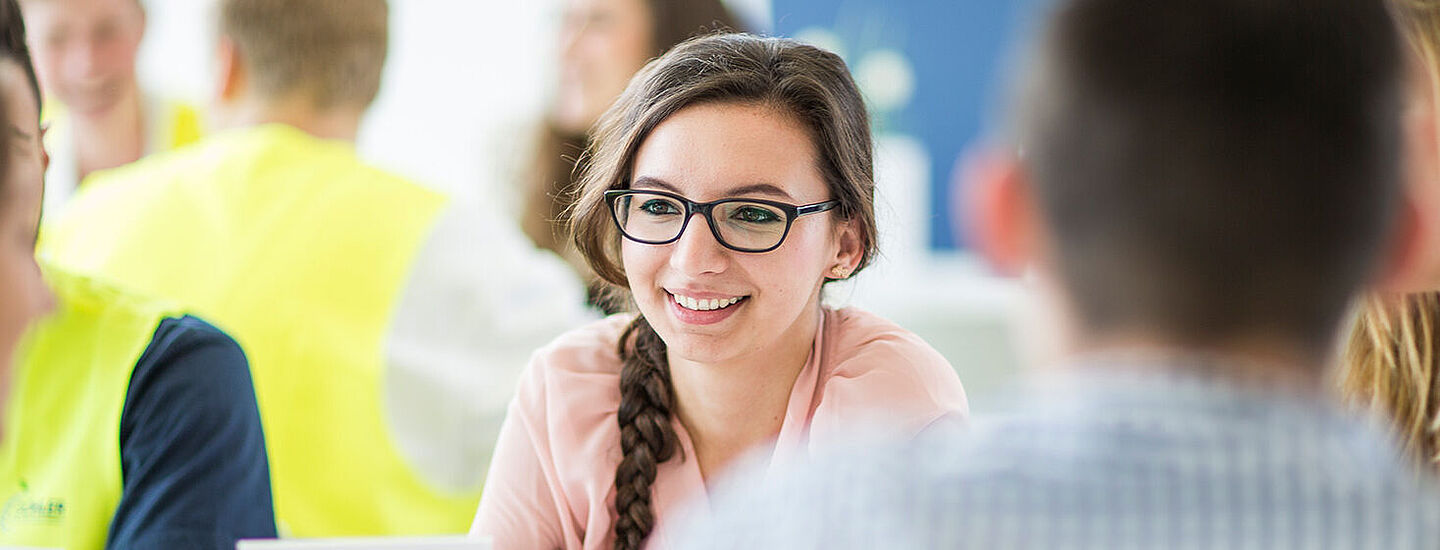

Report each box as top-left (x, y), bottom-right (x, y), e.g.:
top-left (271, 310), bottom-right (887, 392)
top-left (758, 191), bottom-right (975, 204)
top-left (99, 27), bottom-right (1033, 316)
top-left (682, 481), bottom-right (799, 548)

top-left (470, 33), bottom-right (969, 550)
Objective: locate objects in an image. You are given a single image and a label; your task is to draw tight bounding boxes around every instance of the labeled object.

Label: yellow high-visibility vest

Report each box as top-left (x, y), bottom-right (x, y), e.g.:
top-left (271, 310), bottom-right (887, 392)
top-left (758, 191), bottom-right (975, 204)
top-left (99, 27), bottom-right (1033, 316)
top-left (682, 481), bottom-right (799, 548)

top-left (40, 124), bottom-right (478, 536)
top-left (0, 266), bottom-right (180, 549)
top-left (154, 100), bottom-right (202, 151)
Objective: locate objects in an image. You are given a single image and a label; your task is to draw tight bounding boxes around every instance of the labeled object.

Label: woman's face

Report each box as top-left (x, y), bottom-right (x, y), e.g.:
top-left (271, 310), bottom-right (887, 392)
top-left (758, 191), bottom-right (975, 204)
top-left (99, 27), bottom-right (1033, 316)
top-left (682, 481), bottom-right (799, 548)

top-left (1387, 49), bottom-right (1440, 291)
top-left (555, 0), bottom-right (654, 134)
top-left (0, 60), bottom-right (55, 416)
top-left (621, 102), bottom-right (862, 366)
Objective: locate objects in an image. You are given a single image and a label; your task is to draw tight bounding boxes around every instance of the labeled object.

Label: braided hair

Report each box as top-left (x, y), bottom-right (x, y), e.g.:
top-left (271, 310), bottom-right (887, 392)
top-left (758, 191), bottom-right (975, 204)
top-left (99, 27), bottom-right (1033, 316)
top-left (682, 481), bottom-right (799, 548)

top-left (611, 316), bottom-right (676, 550)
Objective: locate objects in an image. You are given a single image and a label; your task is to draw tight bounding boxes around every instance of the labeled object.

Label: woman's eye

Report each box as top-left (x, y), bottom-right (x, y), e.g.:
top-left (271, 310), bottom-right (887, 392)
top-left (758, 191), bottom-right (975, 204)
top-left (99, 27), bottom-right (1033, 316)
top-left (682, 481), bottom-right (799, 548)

top-left (732, 206), bottom-right (782, 224)
top-left (639, 199), bottom-right (681, 215)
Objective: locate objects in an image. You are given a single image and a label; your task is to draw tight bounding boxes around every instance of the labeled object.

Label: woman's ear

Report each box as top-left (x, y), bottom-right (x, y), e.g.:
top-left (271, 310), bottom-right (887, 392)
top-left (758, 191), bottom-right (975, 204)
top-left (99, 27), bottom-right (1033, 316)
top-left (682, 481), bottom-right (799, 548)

top-left (961, 147), bottom-right (1040, 276)
top-left (828, 217), bottom-right (864, 279)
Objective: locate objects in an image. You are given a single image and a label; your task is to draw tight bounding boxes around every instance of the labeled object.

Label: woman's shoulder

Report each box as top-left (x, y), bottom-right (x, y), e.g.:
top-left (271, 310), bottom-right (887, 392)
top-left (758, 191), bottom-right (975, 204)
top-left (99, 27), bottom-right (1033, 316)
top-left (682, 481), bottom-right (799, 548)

top-left (820, 307), bottom-right (953, 375)
top-left (812, 307), bottom-right (969, 433)
top-left (530, 313), bottom-right (636, 375)
top-left (512, 314), bottom-right (635, 424)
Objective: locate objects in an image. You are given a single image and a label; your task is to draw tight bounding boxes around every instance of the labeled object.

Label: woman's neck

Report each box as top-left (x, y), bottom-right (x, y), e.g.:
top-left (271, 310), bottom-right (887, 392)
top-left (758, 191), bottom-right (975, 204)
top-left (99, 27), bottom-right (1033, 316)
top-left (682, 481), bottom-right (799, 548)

top-left (72, 89), bottom-right (146, 184)
top-left (668, 306), bottom-right (823, 487)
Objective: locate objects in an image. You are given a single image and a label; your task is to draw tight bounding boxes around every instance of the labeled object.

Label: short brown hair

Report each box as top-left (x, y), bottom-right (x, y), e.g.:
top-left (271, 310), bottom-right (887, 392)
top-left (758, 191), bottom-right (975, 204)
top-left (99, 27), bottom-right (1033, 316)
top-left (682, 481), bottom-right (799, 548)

top-left (220, 0), bottom-right (388, 109)
top-left (1016, 0), bottom-right (1403, 349)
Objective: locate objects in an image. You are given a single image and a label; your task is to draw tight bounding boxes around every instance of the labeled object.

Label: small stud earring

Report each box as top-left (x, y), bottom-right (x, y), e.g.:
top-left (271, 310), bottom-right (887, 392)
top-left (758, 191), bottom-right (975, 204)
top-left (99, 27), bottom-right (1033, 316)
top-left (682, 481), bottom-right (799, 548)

top-left (830, 265), bottom-right (849, 279)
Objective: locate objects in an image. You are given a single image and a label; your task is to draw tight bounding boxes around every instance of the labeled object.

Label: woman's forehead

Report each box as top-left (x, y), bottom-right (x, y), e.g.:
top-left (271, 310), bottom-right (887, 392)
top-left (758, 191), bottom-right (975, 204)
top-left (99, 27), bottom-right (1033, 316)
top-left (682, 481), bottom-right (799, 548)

top-left (630, 103), bottom-right (827, 202)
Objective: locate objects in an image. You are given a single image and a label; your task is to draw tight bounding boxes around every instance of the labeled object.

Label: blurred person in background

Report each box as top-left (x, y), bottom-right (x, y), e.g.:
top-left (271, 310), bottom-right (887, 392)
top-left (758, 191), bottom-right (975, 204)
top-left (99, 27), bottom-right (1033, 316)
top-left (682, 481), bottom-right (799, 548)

top-left (1343, 0), bottom-right (1440, 477)
top-left (471, 33), bottom-right (968, 550)
top-left (0, 0), bottom-right (274, 547)
top-left (19, 0), bottom-right (201, 217)
top-left (40, 0), bottom-right (591, 537)
top-left (520, 0), bottom-right (739, 308)
top-left (678, 0), bottom-right (1440, 548)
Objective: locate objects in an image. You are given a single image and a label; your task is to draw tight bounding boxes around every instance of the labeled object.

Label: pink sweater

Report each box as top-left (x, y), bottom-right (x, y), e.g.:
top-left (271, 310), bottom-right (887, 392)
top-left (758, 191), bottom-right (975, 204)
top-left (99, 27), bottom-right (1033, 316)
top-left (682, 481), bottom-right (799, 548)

top-left (470, 307), bottom-right (969, 549)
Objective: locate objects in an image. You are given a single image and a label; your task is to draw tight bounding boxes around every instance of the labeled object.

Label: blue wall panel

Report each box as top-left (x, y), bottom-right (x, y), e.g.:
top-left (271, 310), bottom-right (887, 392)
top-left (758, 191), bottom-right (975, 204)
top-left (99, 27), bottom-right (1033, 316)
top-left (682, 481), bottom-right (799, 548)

top-left (772, 0), bottom-right (1048, 250)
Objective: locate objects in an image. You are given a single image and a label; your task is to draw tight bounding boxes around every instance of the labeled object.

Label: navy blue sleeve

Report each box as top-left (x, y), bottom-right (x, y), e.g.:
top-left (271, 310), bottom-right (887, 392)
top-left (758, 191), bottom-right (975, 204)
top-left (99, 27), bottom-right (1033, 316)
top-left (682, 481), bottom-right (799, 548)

top-left (106, 315), bottom-right (278, 549)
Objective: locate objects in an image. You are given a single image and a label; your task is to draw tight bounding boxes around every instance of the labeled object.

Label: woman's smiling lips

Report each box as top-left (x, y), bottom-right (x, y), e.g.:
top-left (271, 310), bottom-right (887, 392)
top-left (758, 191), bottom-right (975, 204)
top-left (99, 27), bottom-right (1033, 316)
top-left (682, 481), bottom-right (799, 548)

top-left (665, 289), bottom-right (749, 325)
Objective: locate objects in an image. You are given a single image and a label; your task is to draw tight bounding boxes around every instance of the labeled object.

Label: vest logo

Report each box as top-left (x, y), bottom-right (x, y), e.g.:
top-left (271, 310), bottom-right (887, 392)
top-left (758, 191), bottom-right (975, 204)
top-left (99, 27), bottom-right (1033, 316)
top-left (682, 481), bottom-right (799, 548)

top-left (0, 480), bottom-right (66, 533)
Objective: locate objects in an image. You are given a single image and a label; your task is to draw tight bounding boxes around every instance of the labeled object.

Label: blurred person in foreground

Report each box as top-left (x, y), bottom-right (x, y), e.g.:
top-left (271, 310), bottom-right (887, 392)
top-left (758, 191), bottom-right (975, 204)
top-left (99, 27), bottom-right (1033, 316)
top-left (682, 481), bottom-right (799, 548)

top-left (40, 0), bottom-right (592, 537)
top-left (0, 0), bottom-right (274, 547)
top-left (518, 0), bottom-right (738, 306)
top-left (1343, 0), bottom-right (1440, 477)
top-left (19, 0), bottom-right (202, 217)
top-left (677, 0), bottom-right (1440, 548)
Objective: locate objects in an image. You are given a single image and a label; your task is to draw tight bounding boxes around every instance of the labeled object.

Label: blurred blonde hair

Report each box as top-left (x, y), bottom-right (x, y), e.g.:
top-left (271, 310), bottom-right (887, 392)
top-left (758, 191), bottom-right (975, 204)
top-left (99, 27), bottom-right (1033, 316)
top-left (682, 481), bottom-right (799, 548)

top-left (220, 0), bottom-right (387, 109)
top-left (1344, 294), bottom-right (1440, 472)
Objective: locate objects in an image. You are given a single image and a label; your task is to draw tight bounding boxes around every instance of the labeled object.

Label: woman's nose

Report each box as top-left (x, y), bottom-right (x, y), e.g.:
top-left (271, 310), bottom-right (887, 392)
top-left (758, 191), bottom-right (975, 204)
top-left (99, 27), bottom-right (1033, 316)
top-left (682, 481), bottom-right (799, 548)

top-left (667, 213), bottom-right (729, 276)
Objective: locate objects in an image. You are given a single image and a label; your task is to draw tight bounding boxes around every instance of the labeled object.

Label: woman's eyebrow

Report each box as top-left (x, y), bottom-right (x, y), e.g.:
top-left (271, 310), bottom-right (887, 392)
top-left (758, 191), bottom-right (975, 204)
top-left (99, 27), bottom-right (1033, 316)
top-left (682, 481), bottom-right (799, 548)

top-left (630, 176), bottom-right (795, 200)
top-left (724, 183), bottom-right (792, 200)
top-left (630, 176), bottom-right (680, 192)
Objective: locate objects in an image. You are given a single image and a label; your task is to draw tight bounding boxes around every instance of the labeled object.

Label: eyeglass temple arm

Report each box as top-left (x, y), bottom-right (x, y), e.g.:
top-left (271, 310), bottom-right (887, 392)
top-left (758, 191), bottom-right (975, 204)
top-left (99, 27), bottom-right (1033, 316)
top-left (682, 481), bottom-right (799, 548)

top-left (795, 201), bottom-right (840, 216)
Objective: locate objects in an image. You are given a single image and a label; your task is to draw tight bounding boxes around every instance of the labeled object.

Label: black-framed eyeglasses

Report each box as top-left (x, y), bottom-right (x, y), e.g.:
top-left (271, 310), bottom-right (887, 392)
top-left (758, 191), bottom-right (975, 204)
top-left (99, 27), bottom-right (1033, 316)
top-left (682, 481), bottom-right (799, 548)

top-left (604, 189), bottom-right (839, 253)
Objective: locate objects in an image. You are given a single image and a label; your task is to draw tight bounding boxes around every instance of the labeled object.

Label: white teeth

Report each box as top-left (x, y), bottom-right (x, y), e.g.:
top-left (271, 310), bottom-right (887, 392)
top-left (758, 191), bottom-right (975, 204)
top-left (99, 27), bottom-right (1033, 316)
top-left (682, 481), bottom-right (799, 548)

top-left (672, 293), bottom-right (743, 311)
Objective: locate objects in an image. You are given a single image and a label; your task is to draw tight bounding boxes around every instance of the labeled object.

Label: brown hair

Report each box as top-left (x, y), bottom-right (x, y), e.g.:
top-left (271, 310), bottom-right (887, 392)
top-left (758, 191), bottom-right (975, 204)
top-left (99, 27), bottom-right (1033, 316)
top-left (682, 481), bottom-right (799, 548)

top-left (567, 33), bottom-right (875, 550)
top-left (521, 0), bottom-right (741, 301)
top-left (1340, 0), bottom-right (1440, 475)
top-left (220, 0), bottom-right (388, 109)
